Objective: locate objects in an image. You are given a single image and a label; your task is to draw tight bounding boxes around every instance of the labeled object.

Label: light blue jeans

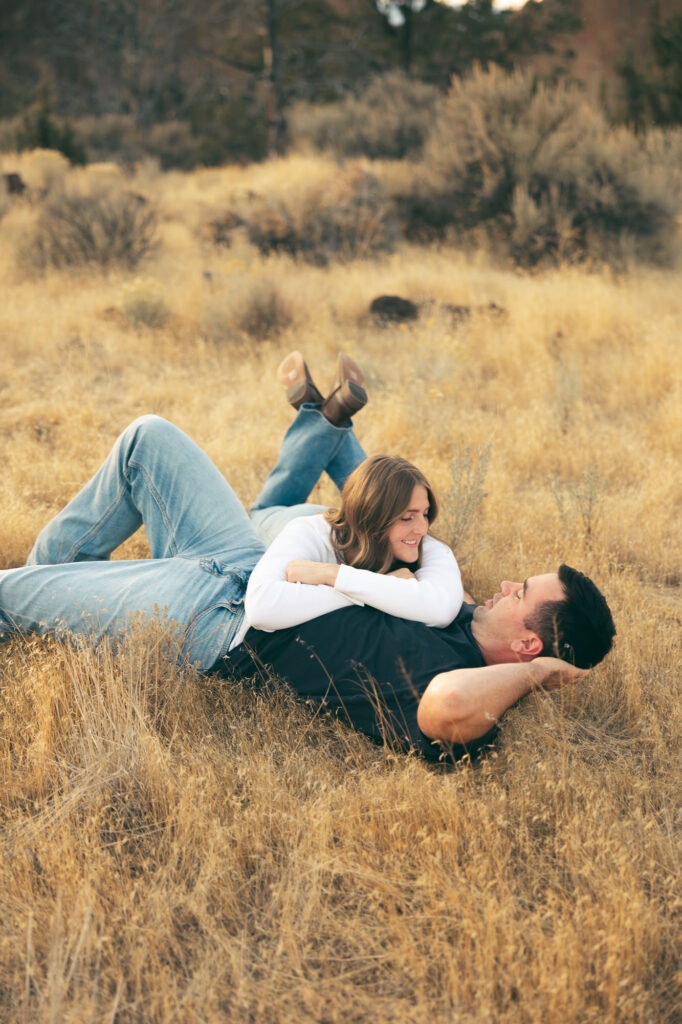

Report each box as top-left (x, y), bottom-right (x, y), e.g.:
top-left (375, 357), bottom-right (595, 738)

top-left (0, 408), bottom-right (365, 669)
top-left (250, 402), bottom-right (365, 545)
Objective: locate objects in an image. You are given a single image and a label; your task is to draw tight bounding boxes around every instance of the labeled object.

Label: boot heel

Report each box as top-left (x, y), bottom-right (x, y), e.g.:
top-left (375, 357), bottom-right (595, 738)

top-left (277, 350), bottom-right (323, 409)
top-left (321, 380), bottom-right (367, 426)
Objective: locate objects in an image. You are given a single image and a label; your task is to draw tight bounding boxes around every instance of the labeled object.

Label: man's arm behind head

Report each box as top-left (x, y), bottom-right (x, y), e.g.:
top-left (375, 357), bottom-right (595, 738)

top-left (419, 566), bottom-right (616, 746)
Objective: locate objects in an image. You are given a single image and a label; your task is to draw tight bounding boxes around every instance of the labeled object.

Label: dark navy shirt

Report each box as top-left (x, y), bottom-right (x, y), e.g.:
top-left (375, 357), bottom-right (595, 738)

top-left (216, 602), bottom-right (493, 761)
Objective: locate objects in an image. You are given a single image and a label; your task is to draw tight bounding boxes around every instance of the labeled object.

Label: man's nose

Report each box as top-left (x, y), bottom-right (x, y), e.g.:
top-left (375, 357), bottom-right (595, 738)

top-left (500, 580), bottom-right (520, 595)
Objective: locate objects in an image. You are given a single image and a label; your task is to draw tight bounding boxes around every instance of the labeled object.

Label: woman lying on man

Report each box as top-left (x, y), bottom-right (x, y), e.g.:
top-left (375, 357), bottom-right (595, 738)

top-left (0, 351), bottom-right (463, 671)
top-left (1, 353), bottom-right (615, 759)
top-left (246, 350), bottom-right (463, 633)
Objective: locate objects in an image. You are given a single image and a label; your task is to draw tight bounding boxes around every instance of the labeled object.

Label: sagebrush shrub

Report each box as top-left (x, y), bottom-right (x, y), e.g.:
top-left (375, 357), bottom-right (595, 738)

top-left (438, 443), bottom-right (491, 565)
top-left (289, 72), bottom-right (439, 160)
top-left (119, 277), bottom-right (169, 329)
top-left (638, 126), bottom-right (682, 207)
top-left (402, 65), bottom-right (679, 266)
top-left (15, 95), bottom-right (87, 165)
top-left (73, 114), bottom-right (146, 166)
top-left (0, 117), bottom-right (19, 154)
top-left (232, 278), bottom-right (294, 340)
top-left (23, 181), bottom-right (158, 271)
top-left (147, 121), bottom-right (201, 171)
top-left (226, 165), bottom-right (396, 264)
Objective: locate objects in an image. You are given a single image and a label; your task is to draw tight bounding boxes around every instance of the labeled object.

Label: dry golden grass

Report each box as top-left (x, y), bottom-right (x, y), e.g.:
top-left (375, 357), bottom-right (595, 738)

top-left (0, 154), bottom-right (680, 1023)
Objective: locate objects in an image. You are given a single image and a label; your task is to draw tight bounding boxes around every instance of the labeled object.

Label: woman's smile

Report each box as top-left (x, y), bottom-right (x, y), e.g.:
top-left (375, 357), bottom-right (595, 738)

top-left (387, 485), bottom-right (430, 562)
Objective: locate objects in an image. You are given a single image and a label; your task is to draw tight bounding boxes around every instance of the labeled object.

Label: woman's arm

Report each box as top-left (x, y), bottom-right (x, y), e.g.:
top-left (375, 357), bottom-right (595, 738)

top-left (246, 521), bottom-right (463, 631)
top-left (331, 534), bottom-right (463, 627)
top-left (244, 516), bottom-right (356, 631)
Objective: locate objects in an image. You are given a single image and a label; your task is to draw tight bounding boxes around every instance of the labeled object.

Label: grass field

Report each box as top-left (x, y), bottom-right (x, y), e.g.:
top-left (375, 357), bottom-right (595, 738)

top-left (0, 152), bottom-right (680, 1023)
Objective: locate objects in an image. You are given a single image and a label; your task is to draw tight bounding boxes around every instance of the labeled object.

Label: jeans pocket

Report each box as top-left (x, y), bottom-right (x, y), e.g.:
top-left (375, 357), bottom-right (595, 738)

top-left (198, 559), bottom-right (249, 610)
top-left (198, 558), bottom-right (248, 582)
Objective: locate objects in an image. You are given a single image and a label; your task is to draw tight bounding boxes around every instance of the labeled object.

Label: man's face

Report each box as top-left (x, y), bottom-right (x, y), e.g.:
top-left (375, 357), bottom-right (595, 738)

top-left (387, 484), bottom-right (430, 563)
top-left (473, 573), bottom-right (566, 658)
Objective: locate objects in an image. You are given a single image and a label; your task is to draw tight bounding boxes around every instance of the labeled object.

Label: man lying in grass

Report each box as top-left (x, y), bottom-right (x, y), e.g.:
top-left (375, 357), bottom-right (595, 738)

top-left (0, 355), bottom-right (615, 762)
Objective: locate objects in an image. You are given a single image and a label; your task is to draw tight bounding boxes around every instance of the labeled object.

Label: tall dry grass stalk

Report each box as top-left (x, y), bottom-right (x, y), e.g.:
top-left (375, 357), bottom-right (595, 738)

top-left (0, 153), bottom-right (680, 1023)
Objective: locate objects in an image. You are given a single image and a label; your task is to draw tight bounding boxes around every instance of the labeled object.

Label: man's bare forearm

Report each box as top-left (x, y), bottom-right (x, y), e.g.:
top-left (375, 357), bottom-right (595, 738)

top-left (417, 658), bottom-right (586, 745)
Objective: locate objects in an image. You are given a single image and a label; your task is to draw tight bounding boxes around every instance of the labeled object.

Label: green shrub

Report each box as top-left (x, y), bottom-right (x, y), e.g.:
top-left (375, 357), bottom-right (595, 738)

top-left (147, 121), bottom-right (201, 171)
top-left (439, 442), bottom-right (491, 565)
top-left (23, 181), bottom-right (157, 271)
top-left (0, 116), bottom-right (19, 153)
top-left (15, 95), bottom-right (87, 165)
top-left (289, 72), bottom-right (440, 160)
top-left (403, 65), bottom-right (679, 266)
top-left (119, 277), bottom-right (169, 328)
top-left (229, 165), bottom-right (396, 264)
top-left (548, 464), bottom-right (608, 546)
top-left (638, 126), bottom-right (682, 207)
top-left (188, 96), bottom-right (268, 166)
top-left (74, 114), bottom-right (145, 166)
top-left (74, 116), bottom-right (203, 170)
top-left (66, 99), bottom-right (267, 171)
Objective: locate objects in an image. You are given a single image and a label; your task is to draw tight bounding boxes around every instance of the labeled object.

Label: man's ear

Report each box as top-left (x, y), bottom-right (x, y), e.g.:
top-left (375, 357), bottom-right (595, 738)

top-left (511, 633), bottom-right (543, 660)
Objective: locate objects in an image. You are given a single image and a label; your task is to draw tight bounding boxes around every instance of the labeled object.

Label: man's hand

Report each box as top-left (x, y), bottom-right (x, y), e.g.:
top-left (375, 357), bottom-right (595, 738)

top-left (387, 567), bottom-right (416, 579)
top-left (419, 658), bottom-right (591, 745)
top-left (286, 559), bottom-right (339, 587)
top-left (529, 657), bottom-right (589, 691)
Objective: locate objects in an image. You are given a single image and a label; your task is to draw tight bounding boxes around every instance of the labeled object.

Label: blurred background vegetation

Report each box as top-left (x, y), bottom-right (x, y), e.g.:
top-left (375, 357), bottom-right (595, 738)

top-left (1, 1), bottom-right (681, 271)
top-left (0, 0), bottom-right (680, 168)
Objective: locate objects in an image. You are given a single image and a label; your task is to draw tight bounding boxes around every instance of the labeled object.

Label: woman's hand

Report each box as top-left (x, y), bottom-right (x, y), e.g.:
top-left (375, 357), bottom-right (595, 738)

top-left (286, 559), bottom-right (340, 587)
top-left (387, 567), bottom-right (416, 580)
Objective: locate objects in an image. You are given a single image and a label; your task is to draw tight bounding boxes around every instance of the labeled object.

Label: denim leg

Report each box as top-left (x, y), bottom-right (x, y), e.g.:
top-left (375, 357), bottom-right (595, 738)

top-left (0, 557), bottom-right (250, 670)
top-left (250, 405), bottom-right (366, 513)
top-left (250, 502), bottom-right (328, 548)
top-left (28, 415), bottom-right (264, 569)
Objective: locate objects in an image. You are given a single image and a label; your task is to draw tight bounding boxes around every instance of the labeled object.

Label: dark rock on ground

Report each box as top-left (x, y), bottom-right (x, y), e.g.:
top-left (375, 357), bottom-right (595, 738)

top-left (4, 172), bottom-right (27, 195)
top-left (370, 295), bottom-right (419, 324)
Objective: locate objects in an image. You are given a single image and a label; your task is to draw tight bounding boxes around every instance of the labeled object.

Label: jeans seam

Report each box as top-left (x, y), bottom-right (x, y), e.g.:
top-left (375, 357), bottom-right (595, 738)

top-left (61, 483), bottom-right (130, 562)
top-left (188, 601), bottom-right (245, 660)
top-left (128, 458), bottom-right (179, 557)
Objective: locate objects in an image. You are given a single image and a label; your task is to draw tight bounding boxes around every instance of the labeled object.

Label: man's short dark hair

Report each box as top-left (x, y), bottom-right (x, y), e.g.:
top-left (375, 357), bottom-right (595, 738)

top-left (526, 564), bottom-right (616, 669)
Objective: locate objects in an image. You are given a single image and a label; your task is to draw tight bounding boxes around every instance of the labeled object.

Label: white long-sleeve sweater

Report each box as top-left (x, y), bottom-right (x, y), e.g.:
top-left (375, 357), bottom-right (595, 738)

top-left (237, 514), bottom-right (463, 644)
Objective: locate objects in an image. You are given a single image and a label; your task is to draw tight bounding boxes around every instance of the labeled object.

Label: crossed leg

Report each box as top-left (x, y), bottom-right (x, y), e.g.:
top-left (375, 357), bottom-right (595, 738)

top-left (1, 416), bottom-right (265, 668)
top-left (28, 414), bottom-right (263, 566)
top-left (249, 404), bottom-right (366, 546)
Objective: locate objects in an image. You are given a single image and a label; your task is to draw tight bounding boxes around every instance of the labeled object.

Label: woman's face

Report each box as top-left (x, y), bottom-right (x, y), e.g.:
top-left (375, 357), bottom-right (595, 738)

top-left (387, 484), bottom-right (430, 563)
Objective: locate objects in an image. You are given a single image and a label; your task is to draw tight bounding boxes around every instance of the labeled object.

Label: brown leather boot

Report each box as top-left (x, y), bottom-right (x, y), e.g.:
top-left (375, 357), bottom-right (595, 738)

top-left (277, 350), bottom-right (324, 408)
top-left (321, 380), bottom-right (368, 426)
top-left (333, 352), bottom-right (365, 390)
top-left (320, 352), bottom-right (367, 426)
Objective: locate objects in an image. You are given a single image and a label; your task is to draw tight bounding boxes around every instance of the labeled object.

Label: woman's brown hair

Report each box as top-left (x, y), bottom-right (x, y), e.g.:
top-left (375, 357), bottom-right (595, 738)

top-left (323, 455), bottom-right (438, 573)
